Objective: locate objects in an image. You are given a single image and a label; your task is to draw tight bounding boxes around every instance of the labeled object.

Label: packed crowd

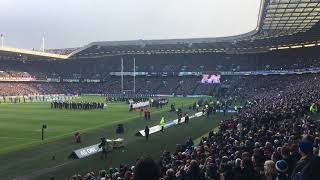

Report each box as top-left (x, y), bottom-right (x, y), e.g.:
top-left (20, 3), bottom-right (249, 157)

top-left (1, 46), bottom-right (320, 79)
top-left (0, 71), bottom-right (32, 78)
top-left (60, 73), bottom-right (320, 180)
top-left (0, 82), bottom-right (108, 96)
top-left (1, 74), bottom-right (319, 100)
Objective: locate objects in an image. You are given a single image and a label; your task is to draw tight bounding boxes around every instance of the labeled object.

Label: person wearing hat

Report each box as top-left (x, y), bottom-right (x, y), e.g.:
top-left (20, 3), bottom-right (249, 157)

top-left (291, 135), bottom-right (320, 180)
top-left (275, 160), bottom-right (289, 180)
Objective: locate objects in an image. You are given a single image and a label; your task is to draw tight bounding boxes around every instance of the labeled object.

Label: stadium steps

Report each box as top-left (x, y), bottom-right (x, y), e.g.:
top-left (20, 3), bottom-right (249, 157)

top-left (154, 83), bottom-right (164, 94)
top-left (191, 83), bottom-right (200, 95)
top-left (172, 84), bottom-right (181, 94)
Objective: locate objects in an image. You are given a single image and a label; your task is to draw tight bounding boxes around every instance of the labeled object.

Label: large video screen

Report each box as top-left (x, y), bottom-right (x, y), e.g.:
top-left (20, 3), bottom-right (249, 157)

top-left (201, 74), bottom-right (221, 84)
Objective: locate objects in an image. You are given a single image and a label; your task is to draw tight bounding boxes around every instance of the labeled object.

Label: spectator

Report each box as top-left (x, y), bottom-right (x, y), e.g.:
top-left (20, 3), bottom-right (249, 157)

top-left (291, 135), bottom-right (320, 180)
top-left (263, 160), bottom-right (276, 180)
top-left (275, 160), bottom-right (289, 180)
top-left (165, 169), bottom-right (176, 180)
top-left (134, 157), bottom-right (160, 180)
top-left (239, 158), bottom-right (260, 180)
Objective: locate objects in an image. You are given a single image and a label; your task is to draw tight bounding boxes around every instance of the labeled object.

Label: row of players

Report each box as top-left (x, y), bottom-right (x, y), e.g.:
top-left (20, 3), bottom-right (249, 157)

top-left (0, 95), bottom-right (47, 103)
top-left (50, 101), bottom-right (105, 110)
top-left (107, 96), bottom-right (151, 103)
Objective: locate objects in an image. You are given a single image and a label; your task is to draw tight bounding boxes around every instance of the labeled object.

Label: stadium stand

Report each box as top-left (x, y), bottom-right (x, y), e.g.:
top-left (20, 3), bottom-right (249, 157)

top-left (0, 74), bottom-right (317, 97)
top-left (2, 46), bottom-right (320, 81)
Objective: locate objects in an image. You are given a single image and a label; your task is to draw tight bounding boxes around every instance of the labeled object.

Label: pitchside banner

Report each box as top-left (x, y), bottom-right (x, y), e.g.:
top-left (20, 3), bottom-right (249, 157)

top-left (70, 139), bottom-right (124, 159)
top-left (0, 77), bottom-right (36, 82)
top-left (137, 112), bottom-right (204, 136)
top-left (73, 143), bottom-right (102, 159)
top-left (131, 101), bottom-right (150, 109)
top-left (63, 79), bottom-right (79, 82)
top-left (47, 78), bottom-right (60, 82)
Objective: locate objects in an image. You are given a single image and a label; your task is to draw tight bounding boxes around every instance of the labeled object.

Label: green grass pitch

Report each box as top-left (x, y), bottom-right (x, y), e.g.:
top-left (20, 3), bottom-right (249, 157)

top-left (0, 96), bottom-right (230, 179)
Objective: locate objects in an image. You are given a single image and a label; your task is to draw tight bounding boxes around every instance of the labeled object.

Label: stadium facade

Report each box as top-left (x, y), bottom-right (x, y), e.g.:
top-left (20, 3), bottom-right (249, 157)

top-left (0, 0), bottom-right (320, 96)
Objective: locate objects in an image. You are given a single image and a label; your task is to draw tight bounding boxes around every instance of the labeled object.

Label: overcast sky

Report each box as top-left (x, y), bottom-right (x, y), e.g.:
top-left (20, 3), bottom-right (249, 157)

top-left (0, 0), bottom-right (261, 49)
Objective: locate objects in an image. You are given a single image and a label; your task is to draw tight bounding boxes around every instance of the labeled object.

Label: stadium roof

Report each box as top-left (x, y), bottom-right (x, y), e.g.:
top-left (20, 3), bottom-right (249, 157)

top-left (1, 0), bottom-right (319, 59)
top-left (70, 0), bottom-right (320, 58)
top-left (260, 0), bottom-right (320, 36)
top-left (0, 46), bottom-right (68, 60)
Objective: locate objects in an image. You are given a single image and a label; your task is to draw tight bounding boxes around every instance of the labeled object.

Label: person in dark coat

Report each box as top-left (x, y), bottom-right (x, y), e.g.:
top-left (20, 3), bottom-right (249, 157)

top-left (99, 137), bottom-right (108, 159)
top-left (184, 113), bottom-right (189, 124)
top-left (147, 110), bottom-right (151, 120)
top-left (238, 158), bottom-right (260, 180)
top-left (134, 157), bottom-right (160, 180)
top-left (144, 126), bottom-right (150, 141)
top-left (291, 135), bottom-right (320, 180)
top-left (186, 160), bottom-right (200, 180)
top-left (221, 163), bottom-right (234, 180)
top-left (144, 110), bottom-right (148, 120)
top-left (233, 158), bottom-right (242, 180)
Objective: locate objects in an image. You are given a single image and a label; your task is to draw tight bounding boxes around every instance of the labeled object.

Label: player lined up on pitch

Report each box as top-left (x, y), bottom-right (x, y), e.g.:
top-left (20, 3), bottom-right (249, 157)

top-left (51, 101), bottom-right (105, 110)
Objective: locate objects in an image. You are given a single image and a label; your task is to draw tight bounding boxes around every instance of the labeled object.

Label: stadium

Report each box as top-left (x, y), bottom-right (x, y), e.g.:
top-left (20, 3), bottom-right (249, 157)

top-left (1, 0), bottom-right (320, 179)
